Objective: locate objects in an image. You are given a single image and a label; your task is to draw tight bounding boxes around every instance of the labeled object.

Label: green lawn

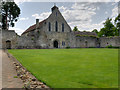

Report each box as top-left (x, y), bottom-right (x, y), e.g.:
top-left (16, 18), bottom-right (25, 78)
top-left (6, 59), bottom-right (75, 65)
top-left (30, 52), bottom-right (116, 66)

top-left (8, 48), bottom-right (118, 88)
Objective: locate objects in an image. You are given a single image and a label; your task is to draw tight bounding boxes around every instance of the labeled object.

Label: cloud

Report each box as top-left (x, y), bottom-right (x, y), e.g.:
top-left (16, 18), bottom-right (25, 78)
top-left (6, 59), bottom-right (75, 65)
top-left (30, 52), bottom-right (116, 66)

top-left (111, 6), bottom-right (118, 18)
top-left (59, 2), bottom-right (109, 31)
top-left (32, 12), bottom-right (51, 21)
top-left (14, 0), bottom-right (32, 5)
top-left (19, 17), bottom-right (29, 21)
top-left (13, 0), bottom-right (120, 5)
top-left (59, 3), bottom-right (100, 31)
top-left (62, 3), bottom-right (97, 22)
top-left (68, 20), bottom-right (105, 31)
top-left (110, 4), bottom-right (118, 23)
top-left (9, 27), bottom-right (25, 35)
top-left (13, 0), bottom-right (119, 3)
top-left (105, 11), bottom-right (108, 14)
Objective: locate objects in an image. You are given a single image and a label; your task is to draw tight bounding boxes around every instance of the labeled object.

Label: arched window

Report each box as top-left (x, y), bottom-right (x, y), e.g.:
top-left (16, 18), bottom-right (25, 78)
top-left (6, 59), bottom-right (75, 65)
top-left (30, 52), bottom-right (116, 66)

top-left (48, 22), bottom-right (51, 31)
top-left (62, 23), bottom-right (64, 32)
top-left (55, 21), bottom-right (58, 32)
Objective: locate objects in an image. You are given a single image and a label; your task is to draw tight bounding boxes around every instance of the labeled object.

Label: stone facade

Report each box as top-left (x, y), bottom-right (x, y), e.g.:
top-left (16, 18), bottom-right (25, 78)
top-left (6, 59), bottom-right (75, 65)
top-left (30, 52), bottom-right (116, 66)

top-left (1, 29), bottom-right (19, 49)
top-left (1, 5), bottom-right (120, 49)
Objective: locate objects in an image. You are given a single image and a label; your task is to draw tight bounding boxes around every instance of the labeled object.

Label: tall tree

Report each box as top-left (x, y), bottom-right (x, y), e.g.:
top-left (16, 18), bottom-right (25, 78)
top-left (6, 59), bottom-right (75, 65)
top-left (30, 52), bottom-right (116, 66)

top-left (92, 29), bottom-right (98, 34)
top-left (1, 1), bottom-right (20, 29)
top-left (73, 26), bottom-right (79, 31)
top-left (99, 18), bottom-right (114, 37)
top-left (115, 14), bottom-right (120, 36)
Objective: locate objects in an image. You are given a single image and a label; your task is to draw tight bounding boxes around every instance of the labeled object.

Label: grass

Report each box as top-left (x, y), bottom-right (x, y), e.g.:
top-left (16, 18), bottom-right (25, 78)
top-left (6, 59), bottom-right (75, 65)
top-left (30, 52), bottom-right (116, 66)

top-left (8, 48), bottom-right (118, 88)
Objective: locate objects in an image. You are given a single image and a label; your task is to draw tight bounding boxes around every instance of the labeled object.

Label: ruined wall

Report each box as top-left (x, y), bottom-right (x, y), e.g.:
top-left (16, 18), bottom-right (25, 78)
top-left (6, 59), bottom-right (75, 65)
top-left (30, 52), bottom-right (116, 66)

top-left (100, 37), bottom-right (120, 47)
top-left (75, 36), bottom-right (98, 48)
top-left (18, 30), bottom-right (37, 49)
top-left (72, 36), bottom-right (120, 48)
top-left (2, 30), bottom-right (18, 49)
top-left (17, 36), bottom-right (35, 49)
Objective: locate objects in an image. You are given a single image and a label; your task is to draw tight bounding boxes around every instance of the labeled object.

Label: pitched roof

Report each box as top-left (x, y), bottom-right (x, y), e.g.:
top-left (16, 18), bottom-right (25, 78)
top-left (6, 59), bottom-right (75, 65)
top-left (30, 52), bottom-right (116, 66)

top-left (22, 19), bottom-right (46, 35)
top-left (73, 31), bottom-right (97, 36)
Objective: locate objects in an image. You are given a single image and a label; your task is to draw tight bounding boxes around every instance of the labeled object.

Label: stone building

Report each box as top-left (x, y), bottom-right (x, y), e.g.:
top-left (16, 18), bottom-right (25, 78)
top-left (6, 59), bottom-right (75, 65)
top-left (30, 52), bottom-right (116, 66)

top-left (1, 5), bottom-right (120, 49)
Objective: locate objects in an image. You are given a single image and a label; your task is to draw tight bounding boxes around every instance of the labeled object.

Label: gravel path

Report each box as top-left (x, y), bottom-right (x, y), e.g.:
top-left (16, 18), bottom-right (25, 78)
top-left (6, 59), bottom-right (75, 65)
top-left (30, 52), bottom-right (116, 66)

top-left (2, 50), bottom-right (24, 88)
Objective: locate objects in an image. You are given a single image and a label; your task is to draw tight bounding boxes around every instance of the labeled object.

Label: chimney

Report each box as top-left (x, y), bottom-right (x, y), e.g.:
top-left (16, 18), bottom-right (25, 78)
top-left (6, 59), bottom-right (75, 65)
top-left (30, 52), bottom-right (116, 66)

top-left (36, 19), bottom-right (39, 29)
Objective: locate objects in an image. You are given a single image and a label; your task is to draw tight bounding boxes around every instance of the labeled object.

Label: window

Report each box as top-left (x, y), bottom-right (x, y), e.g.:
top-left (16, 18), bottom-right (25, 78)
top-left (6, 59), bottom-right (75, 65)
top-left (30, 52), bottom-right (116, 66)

top-left (55, 21), bottom-right (58, 32)
top-left (48, 22), bottom-right (51, 31)
top-left (44, 22), bottom-right (46, 24)
top-left (56, 12), bottom-right (57, 16)
top-left (62, 41), bottom-right (65, 46)
top-left (62, 23), bottom-right (64, 32)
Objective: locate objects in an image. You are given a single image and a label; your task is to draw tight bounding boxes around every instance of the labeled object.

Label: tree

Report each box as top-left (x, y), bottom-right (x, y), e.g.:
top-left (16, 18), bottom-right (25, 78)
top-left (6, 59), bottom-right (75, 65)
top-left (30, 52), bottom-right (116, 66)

top-left (73, 26), bottom-right (79, 31)
top-left (115, 14), bottom-right (120, 36)
top-left (1, 1), bottom-right (20, 29)
top-left (99, 18), bottom-right (114, 37)
top-left (92, 29), bottom-right (98, 34)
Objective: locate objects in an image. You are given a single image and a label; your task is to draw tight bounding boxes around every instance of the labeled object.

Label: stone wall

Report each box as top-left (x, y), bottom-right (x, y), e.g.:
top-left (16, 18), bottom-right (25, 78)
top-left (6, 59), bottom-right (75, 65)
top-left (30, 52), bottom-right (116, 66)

top-left (2, 30), bottom-right (18, 49)
top-left (75, 36), bottom-right (98, 48)
top-left (1, 29), bottom-right (120, 49)
top-left (45, 7), bottom-right (72, 33)
top-left (100, 37), bottom-right (120, 47)
top-left (17, 35), bottom-right (35, 49)
top-left (73, 36), bottom-right (120, 48)
top-left (45, 32), bottom-right (70, 48)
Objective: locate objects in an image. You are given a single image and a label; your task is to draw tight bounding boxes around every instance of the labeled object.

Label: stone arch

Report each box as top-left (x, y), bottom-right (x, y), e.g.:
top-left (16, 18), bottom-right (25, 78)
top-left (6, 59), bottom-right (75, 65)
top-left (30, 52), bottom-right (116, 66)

top-left (6, 40), bottom-right (11, 49)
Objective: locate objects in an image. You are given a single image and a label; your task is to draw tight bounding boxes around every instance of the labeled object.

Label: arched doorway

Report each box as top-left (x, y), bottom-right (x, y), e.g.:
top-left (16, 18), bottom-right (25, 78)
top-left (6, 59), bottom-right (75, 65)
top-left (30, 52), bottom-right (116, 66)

top-left (53, 40), bottom-right (58, 48)
top-left (6, 40), bottom-right (11, 49)
top-left (85, 40), bottom-right (88, 48)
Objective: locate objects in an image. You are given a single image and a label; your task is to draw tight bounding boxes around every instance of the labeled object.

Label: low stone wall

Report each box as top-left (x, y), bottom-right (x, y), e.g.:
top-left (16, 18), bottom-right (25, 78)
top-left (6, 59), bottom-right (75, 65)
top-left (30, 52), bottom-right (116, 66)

top-left (6, 50), bottom-right (50, 89)
top-left (2, 30), bottom-right (18, 49)
top-left (75, 36), bottom-right (98, 48)
top-left (74, 36), bottom-right (120, 48)
top-left (100, 36), bottom-right (120, 47)
top-left (17, 36), bottom-right (36, 49)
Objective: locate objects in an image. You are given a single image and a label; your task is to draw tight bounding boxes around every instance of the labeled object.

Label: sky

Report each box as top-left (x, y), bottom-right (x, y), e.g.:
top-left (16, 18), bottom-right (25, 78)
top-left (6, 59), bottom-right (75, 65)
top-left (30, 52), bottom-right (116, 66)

top-left (9, 0), bottom-right (119, 35)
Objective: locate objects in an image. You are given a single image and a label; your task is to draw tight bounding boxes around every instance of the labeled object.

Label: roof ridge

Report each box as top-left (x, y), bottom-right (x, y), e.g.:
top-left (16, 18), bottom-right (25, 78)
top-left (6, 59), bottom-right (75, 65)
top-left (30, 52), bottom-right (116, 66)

top-left (22, 19), bottom-right (46, 35)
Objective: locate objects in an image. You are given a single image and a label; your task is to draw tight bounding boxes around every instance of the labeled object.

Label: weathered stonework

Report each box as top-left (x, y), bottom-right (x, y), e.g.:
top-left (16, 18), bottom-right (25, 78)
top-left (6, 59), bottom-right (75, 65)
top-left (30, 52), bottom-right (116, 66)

top-left (1, 29), bottom-right (19, 49)
top-left (1, 5), bottom-right (120, 49)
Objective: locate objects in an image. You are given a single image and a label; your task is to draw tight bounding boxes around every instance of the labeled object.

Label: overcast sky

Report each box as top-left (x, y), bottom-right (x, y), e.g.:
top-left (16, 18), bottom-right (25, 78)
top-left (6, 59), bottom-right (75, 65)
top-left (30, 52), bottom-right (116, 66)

top-left (9, 0), bottom-right (119, 35)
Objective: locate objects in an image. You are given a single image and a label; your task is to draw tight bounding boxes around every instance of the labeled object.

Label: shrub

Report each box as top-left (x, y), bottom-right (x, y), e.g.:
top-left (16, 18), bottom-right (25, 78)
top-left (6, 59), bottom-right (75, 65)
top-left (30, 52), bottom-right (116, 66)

top-left (106, 45), bottom-right (113, 48)
top-left (66, 46), bottom-right (70, 49)
top-left (76, 34), bottom-right (99, 38)
top-left (31, 37), bottom-right (34, 40)
top-left (106, 45), bottom-right (119, 48)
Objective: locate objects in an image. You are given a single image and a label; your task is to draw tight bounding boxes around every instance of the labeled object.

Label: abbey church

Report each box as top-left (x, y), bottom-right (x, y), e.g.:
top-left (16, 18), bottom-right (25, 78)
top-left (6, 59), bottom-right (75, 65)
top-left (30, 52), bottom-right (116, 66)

top-left (1, 5), bottom-right (120, 49)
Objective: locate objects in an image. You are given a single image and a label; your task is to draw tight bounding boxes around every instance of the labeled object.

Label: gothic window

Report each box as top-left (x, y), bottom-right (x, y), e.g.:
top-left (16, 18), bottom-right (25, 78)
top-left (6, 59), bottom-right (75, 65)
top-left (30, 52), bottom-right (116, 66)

top-left (48, 22), bottom-right (51, 31)
top-left (55, 21), bottom-right (58, 32)
top-left (62, 23), bottom-right (64, 32)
